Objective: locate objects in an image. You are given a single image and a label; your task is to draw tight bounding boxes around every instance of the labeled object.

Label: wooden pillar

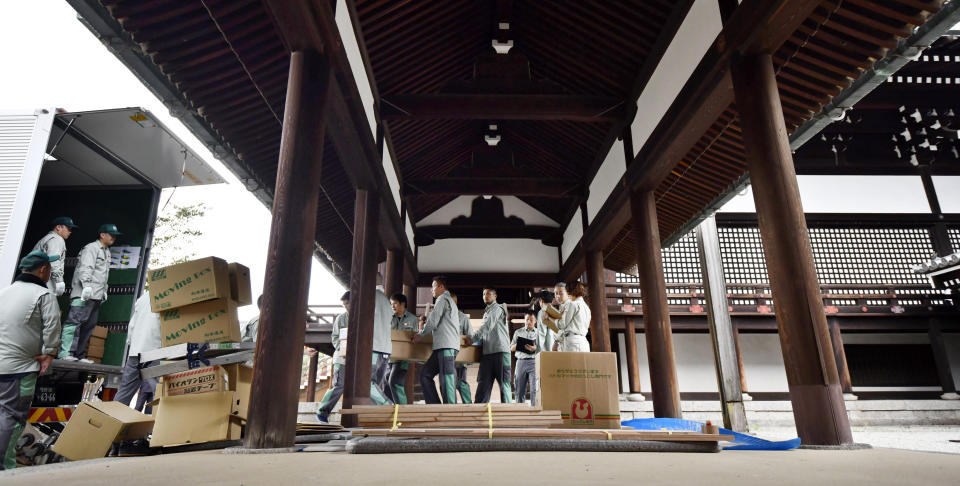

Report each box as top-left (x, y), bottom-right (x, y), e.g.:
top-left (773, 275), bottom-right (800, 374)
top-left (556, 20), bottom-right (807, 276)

top-left (585, 250), bottom-right (612, 352)
top-left (696, 215), bottom-right (748, 432)
top-left (732, 323), bottom-right (751, 399)
top-left (731, 53), bottom-right (852, 445)
top-left (245, 50), bottom-right (330, 449)
top-left (623, 318), bottom-right (643, 398)
top-left (827, 318), bottom-right (855, 398)
top-left (306, 351), bottom-right (319, 402)
top-left (629, 189), bottom-right (682, 418)
top-left (341, 189), bottom-right (381, 427)
top-left (384, 249), bottom-right (403, 298)
top-left (929, 318), bottom-right (959, 399)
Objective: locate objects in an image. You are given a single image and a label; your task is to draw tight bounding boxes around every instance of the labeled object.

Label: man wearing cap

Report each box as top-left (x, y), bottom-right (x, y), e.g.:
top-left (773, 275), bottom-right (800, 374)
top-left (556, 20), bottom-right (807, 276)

top-left (386, 293), bottom-right (419, 404)
top-left (0, 251), bottom-right (61, 470)
top-left (60, 224), bottom-right (121, 363)
top-left (31, 216), bottom-right (78, 296)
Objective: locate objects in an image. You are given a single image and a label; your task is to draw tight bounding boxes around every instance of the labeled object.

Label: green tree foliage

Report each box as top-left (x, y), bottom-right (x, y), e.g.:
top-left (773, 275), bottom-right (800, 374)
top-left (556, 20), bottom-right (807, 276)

top-left (149, 202), bottom-right (207, 268)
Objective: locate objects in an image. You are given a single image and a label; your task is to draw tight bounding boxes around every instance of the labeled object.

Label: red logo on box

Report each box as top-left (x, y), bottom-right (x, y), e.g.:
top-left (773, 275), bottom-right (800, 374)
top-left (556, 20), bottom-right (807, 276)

top-left (571, 397), bottom-right (593, 420)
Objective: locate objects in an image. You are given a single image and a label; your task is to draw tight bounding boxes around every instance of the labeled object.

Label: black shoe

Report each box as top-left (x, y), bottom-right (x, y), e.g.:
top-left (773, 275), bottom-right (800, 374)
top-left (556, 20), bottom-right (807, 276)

top-left (107, 443), bottom-right (120, 457)
top-left (117, 439), bottom-right (153, 457)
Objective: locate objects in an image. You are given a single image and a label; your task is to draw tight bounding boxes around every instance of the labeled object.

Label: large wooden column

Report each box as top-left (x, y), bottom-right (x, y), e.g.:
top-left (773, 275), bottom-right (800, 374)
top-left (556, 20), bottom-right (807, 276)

top-left (629, 190), bottom-right (681, 418)
top-left (732, 323), bottom-right (751, 400)
top-left (245, 50), bottom-right (330, 449)
top-left (585, 250), bottom-right (612, 352)
top-left (731, 53), bottom-right (852, 445)
top-left (696, 215), bottom-right (748, 432)
top-left (341, 189), bottom-right (381, 427)
top-left (384, 249), bottom-right (404, 298)
top-left (623, 318), bottom-right (644, 400)
top-left (827, 318), bottom-right (856, 399)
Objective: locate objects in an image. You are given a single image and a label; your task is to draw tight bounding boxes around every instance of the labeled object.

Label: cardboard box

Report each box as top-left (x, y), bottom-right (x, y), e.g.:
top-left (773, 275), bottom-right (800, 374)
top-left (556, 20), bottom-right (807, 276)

top-left (160, 298), bottom-right (241, 346)
top-left (536, 352), bottom-right (620, 429)
top-left (390, 330), bottom-right (480, 364)
top-left (224, 363), bottom-right (253, 419)
top-left (86, 342), bottom-right (105, 358)
top-left (149, 391), bottom-right (239, 447)
top-left (52, 401), bottom-right (154, 460)
top-left (91, 326), bottom-right (108, 339)
top-left (161, 365), bottom-right (229, 397)
top-left (148, 257), bottom-right (231, 312)
top-left (228, 262), bottom-right (252, 306)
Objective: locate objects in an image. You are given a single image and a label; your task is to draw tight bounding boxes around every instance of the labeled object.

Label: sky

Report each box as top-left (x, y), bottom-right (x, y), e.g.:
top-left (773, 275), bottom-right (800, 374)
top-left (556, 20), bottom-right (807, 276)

top-left (0, 1), bottom-right (344, 319)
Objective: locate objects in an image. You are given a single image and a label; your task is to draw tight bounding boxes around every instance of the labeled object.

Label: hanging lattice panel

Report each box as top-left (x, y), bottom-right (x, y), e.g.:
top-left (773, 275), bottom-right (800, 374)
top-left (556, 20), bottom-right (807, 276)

top-left (717, 226), bottom-right (770, 284)
top-left (807, 226), bottom-right (934, 287)
top-left (660, 233), bottom-right (701, 285)
top-left (949, 226), bottom-right (960, 253)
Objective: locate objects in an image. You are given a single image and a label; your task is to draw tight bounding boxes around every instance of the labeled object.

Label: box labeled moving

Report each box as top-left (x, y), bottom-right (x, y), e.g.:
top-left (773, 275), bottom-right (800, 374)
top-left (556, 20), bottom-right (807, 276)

top-left (228, 262), bottom-right (252, 305)
top-left (536, 352), bottom-right (620, 429)
top-left (160, 298), bottom-right (240, 346)
top-left (148, 256), bottom-right (230, 312)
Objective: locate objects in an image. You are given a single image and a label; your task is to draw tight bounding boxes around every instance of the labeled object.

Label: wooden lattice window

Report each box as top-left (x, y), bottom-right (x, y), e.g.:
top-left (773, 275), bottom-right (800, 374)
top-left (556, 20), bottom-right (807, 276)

top-left (808, 227), bottom-right (934, 286)
top-left (949, 226), bottom-right (960, 253)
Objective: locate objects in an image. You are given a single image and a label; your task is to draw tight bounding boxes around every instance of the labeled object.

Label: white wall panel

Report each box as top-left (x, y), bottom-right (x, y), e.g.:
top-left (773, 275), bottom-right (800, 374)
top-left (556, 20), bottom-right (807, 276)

top-left (719, 175), bottom-right (932, 213)
top-left (336, 0), bottom-right (377, 140)
top-left (382, 149), bottom-right (401, 217)
top-left (587, 139), bottom-right (625, 223)
top-left (933, 176), bottom-right (960, 213)
top-left (418, 195), bottom-right (559, 227)
top-left (418, 238), bottom-right (558, 273)
top-left (561, 208), bottom-right (583, 263)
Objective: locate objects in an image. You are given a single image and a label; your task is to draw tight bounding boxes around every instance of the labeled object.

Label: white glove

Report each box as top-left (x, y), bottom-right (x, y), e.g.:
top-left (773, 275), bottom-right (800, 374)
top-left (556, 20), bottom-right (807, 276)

top-left (55, 282), bottom-right (65, 296)
top-left (81, 287), bottom-right (93, 301)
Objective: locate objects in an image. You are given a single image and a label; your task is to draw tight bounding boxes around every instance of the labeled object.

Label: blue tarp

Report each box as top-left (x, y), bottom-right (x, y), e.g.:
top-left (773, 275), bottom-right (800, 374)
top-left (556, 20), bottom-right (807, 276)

top-left (621, 418), bottom-right (801, 450)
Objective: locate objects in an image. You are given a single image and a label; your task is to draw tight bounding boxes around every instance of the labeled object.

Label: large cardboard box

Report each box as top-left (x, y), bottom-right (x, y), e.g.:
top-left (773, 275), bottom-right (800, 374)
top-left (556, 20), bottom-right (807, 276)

top-left (52, 401), bottom-right (154, 460)
top-left (228, 262), bottom-right (252, 306)
top-left (224, 363), bottom-right (253, 419)
top-left (91, 326), bottom-right (108, 339)
top-left (161, 365), bottom-right (229, 397)
top-left (160, 298), bottom-right (241, 346)
top-left (149, 391), bottom-right (240, 447)
top-left (148, 257), bottom-right (231, 312)
top-left (536, 352), bottom-right (620, 429)
top-left (86, 342), bottom-right (105, 359)
top-left (390, 330), bottom-right (480, 363)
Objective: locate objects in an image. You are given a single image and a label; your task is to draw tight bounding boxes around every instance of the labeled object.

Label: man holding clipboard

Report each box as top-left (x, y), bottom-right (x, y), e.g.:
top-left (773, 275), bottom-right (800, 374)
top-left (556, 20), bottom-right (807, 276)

top-left (511, 309), bottom-right (541, 405)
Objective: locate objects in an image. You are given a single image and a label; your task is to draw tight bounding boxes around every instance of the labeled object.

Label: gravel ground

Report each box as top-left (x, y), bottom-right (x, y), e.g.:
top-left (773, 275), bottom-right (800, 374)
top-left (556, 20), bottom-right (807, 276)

top-left (752, 425), bottom-right (960, 454)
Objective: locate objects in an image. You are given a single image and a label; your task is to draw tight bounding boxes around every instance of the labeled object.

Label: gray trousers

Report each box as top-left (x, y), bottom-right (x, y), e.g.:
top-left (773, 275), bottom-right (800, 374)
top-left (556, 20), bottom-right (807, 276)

top-left (317, 363), bottom-right (344, 417)
top-left (115, 356), bottom-right (159, 413)
top-left (514, 358), bottom-right (537, 406)
top-left (62, 299), bottom-right (101, 359)
top-left (0, 373), bottom-right (36, 470)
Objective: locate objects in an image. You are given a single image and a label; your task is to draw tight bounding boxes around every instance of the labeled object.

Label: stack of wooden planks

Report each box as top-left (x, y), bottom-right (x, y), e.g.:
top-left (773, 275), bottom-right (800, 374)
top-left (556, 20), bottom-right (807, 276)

top-left (358, 428), bottom-right (734, 442)
top-left (341, 404), bottom-right (563, 429)
top-left (296, 422), bottom-right (345, 434)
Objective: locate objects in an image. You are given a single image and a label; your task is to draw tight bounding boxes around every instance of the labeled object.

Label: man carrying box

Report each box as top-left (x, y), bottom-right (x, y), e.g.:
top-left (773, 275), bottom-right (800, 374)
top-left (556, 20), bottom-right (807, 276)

top-left (512, 309), bottom-right (541, 405)
top-left (115, 290), bottom-right (162, 413)
top-left (449, 291), bottom-right (473, 404)
top-left (0, 251), bottom-right (61, 470)
top-left (414, 276), bottom-right (468, 404)
top-left (317, 292), bottom-right (350, 423)
top-left (371, 288), bottom-right (395, 406)
top-left (471, 286), bottom-right (513, 403)
top-left (386, 293), bottom-right (418, 404)
top-left (60, 224), bottom-right (121, 363)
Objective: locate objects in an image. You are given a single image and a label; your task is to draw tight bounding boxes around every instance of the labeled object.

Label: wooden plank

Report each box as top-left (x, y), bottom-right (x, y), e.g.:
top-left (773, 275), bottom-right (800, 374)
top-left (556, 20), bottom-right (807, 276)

top-left (357, 428), bottom-right (734, 442)
top-left (343, 404), bottom-right (542, 413)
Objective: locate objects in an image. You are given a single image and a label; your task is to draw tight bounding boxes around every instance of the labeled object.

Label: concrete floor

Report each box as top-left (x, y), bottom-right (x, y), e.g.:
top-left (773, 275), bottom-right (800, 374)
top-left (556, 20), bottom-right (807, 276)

top-left (3, 447), bottom-right (959, 485)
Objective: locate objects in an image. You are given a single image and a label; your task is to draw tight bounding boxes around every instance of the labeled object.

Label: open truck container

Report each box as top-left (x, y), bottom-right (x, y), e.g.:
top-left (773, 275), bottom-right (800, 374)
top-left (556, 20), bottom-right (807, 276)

top-left (0, 108), bottom-right (223, 436)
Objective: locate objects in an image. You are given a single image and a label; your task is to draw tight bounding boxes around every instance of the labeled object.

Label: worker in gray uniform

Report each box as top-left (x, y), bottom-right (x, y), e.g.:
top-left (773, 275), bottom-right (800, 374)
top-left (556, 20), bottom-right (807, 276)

top-left (317, 291), bottom-right (350, 423)
top-left (60, 224), bottom-right (121, 363)
top-left (414, 276), bottom-right (467, 404)
top-left (536, 289), bottom-right (556, 354)
top-left (512, 309), bottom-right (541, 405)
top-left (449, 291), bottom-right (473, 404)
top-left (241, 295), bottom-right (263, 343)
top-left (370, 288), bottom-right (395, 405)
top-left (115, 290), bottom-right (162, 413)
top-left (31, 216), bottom-right (78, 296)
top-left (471, 286), bottom-right (513, 403)
top-left (0, 251), bottom-right (61, 470)
top-left (386, 293), bottom-right (418, 404)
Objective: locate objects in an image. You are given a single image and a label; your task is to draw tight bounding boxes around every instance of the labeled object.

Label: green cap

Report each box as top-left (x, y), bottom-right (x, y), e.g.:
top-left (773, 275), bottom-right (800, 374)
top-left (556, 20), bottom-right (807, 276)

top-left (19, 250), bottom-right (60, 270)
top-left (98, 223), bottom-right (123, 236)
top-left (51, 216), bottom-right (79, 229)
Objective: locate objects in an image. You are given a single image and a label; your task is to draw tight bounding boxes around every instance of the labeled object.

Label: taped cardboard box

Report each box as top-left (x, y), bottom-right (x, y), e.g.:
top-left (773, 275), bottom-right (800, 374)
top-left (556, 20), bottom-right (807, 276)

top-left (160, 298), bottom-right (241, 346)
top-left (52, 401), bottom-right (154, 460)
top-left (148, 256), bottom-right (231, 312)
top-left (389, 330), bottom-right (481, 363)
top-left (228, 262), bottom-right (252, 306)
top-left (161, 365), bottom-right (229, 397)
top-left (149, 391), bottom-right (241, 447)
top-left (224, 363), bottom-right (253, 419)
top-left (536, 352), bottom-right (620, 429)
top-left (86, 342), bottom-right (105, 359)
top-left (91, 326), bottom-right (108, 339)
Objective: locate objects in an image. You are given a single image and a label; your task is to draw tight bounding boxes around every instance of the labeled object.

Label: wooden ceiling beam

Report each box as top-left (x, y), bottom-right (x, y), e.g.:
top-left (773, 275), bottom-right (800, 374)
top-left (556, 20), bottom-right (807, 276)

top-left (380, 94), bottom-right (626, 122)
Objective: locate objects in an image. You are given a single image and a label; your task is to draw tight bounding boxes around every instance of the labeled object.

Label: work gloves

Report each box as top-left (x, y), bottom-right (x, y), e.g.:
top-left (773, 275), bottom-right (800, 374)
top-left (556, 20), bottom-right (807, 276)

top-left (81, 286), bottom-right (93, 301)
top-left (55, 281), bottom-right (65, 296)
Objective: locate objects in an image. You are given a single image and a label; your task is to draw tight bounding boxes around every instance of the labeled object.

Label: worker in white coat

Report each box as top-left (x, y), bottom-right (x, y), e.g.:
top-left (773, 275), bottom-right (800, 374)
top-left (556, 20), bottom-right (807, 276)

top-left (115, 290), bottom-right (162, 413)
top-left (31, 216), bottom-right (78, 296)
top-left (0, 251), bottom-right (61, 470)
top-left (60, 224), bottom-right (121, 362)
top-left (552, 281), bottom-right (591, 352)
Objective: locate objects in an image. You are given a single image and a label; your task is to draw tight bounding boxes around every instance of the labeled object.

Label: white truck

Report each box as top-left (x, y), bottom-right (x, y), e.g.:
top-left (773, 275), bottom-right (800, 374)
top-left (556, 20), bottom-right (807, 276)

top-left (0, 107), bottom-right (223, 463)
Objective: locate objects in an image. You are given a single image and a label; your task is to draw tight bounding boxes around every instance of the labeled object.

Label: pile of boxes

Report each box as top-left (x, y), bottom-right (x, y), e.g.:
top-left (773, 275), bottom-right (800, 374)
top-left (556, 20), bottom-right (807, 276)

top-left (52, 256), bottom-right (254, 460)
top-left (84, 326), bottom-right (108, 363)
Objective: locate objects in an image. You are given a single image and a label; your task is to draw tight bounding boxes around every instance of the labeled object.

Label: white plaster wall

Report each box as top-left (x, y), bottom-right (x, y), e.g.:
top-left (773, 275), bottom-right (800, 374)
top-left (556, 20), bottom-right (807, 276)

top-left (561, 208), bottom-right (583, 263)
top-left (417, 195), bottom-right (559, 227)
top-left (737, 334), bottom-right (789, 392)
top-left (335, 0), bottom-right (376, 140)
top-left (587, 139), bottom-right (626, 224)
top-left (382, 149), bottom-right (401, 217)
top-left (933, 176), bottom-right (960, 213)
top-left (945, 334), bottom-right (960, 391)
top-left (417, 238), bottom-right (558, 273)
top-left (630, 0), bottom-right (722, 157)
top-left (719, 175), bottom-right (933, 213)
top-left (405, 218), bottom-right (414, 250)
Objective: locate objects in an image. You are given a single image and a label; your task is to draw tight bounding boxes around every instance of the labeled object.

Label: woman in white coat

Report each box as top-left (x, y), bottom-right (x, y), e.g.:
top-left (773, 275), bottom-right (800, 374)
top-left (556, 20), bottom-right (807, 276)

top-left (552, 281), bottom-right (591, 352)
